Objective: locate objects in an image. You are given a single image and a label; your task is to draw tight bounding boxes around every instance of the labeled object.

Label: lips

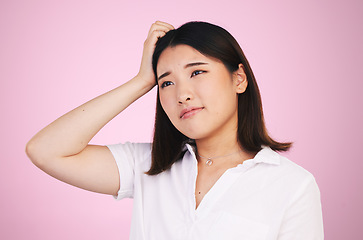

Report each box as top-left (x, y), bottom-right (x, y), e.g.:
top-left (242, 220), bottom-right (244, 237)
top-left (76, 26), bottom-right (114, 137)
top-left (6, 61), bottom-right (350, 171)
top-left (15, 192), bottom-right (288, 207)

top-left (180, 107), bottom-right (204, 119)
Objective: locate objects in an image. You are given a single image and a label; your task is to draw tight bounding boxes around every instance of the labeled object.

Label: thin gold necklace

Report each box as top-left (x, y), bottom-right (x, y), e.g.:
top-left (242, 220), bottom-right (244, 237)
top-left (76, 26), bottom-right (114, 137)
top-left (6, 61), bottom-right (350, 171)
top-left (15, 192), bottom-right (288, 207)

top-left (197, 150), bottom-right (242, 166)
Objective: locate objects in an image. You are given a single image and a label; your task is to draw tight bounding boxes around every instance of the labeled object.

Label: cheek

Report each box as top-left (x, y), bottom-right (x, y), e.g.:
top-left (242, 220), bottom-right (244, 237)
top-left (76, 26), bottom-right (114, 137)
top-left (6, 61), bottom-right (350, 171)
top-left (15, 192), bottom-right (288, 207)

top-left (159, 92), bottom-right (174, 116)
top-left (201, 82), bottom-right (233, 104)
top-left (203, 85), bottom-right (238, 116)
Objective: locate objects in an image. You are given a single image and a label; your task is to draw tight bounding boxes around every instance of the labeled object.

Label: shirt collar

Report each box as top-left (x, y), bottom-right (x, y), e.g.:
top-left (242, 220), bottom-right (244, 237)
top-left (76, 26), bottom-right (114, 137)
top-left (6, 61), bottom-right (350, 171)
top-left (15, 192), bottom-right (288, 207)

top-left (185, 143), bottom-right (197, 159)
top-left (253, 146), bottom-right (281, 165)
top-left (185, 144), bottom-right (280, 166)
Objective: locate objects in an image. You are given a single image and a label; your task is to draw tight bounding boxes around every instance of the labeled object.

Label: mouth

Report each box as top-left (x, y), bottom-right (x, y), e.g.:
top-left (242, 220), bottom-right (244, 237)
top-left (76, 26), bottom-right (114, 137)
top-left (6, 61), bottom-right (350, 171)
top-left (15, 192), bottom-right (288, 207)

top-left (180, 107), bottom-right (204, 119)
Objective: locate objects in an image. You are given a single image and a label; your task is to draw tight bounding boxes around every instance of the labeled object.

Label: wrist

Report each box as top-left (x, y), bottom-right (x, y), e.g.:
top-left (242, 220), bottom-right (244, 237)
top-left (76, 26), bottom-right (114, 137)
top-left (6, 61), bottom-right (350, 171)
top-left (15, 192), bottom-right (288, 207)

top-left (131, 74), bottom-right (156, 94)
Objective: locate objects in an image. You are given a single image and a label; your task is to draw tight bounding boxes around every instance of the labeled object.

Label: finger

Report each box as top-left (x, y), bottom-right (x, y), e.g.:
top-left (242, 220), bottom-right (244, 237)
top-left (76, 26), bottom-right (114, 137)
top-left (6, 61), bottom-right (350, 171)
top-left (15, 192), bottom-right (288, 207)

top-left (147, 21), bottom-right (174, 37)
top-left (149, 22), bottom-right (172, 33)
top-left (147, 24), bottom-right (172, 38)
top-left (154, 21), bottom-right (174, 30)
top-left (143, 30), bottom-right (167, 49)
top-left (149, 30), bottom-right (167, 42)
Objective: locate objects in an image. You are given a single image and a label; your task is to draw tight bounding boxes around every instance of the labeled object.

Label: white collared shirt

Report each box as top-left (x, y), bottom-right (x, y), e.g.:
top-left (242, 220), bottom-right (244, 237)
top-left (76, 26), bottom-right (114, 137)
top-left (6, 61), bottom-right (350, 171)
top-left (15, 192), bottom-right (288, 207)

top-left (107, 143), bottom-right (324, 240)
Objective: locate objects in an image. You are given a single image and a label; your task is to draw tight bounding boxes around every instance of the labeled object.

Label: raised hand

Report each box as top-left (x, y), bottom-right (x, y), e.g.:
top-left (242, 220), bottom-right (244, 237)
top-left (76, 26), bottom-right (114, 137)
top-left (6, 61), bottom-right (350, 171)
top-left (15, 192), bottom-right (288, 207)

top-left (137, 21), bottom-right (174, 88)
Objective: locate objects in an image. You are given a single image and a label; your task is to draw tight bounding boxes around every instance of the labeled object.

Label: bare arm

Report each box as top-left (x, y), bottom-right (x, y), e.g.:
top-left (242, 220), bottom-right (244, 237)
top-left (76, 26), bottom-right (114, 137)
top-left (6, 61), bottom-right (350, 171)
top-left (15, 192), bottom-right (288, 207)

top-left (25, 21), bottom-right (174, 196)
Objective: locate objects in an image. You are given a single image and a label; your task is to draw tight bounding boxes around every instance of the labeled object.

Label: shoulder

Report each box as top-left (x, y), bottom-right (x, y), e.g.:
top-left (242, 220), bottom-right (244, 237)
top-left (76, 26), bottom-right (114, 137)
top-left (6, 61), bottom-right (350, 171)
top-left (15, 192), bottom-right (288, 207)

top-left (279, 153), bottom-right (316, 184)
top-left (250, 148), bottom-right (322, 214)
top-left (279, 153), bottom-right (312, 175)
top-left (277, 154), bottom-right (321, 201)
top-left (254, 147), bottom-right (318, 191)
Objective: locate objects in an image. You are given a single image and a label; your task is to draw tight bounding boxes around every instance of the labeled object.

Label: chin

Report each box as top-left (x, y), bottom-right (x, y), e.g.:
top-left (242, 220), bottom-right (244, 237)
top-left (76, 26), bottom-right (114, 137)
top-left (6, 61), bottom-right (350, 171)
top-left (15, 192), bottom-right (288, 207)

top-left (173, 121), bottom-right (215, 140)
top-left (178, 128), bottom-right (210, 141)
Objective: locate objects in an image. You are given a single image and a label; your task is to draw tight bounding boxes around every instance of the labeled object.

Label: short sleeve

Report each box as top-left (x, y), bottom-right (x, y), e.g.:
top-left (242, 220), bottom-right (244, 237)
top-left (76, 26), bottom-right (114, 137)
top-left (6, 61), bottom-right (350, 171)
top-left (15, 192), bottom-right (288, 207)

top-left (106, 142), bottom-right (152, 200)
top-left (278, 175), bottom-right (324, 239)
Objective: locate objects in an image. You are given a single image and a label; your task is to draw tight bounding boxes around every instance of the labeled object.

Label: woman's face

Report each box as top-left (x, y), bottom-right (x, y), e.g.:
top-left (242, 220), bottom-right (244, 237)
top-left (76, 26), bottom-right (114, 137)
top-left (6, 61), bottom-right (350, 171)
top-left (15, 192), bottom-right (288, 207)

top-left (156, 44), bottom-right (246, 141)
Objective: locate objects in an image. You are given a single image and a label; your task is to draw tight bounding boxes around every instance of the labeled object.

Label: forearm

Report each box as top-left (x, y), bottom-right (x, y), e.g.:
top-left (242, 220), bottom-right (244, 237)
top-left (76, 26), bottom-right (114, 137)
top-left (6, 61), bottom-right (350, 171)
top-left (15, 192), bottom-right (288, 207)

top-left (24, 21), bottom-right (174, 195)
top-left (26, 75), bottom-right (154, 162)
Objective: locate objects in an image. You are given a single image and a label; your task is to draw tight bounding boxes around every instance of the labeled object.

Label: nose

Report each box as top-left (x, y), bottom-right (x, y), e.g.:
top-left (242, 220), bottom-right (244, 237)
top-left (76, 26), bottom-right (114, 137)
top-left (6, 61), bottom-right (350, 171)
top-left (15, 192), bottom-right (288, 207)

top-left (178, 97), bottom-right (191, 104)
top-left (177, 82), bottom-right (193, 104)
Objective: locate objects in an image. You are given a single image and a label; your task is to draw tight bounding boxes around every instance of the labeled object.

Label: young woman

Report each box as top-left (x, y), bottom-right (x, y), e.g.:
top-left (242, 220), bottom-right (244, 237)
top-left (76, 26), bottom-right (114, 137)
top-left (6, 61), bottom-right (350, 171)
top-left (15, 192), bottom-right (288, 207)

top-left (26, 21), bottom-right (324, 239)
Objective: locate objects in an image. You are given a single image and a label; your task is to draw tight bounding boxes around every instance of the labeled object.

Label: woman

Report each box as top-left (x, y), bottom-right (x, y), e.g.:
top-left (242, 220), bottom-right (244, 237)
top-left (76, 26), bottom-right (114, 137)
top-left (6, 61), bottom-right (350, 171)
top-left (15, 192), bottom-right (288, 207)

top-left (26, 21), bottom-right (323, 239)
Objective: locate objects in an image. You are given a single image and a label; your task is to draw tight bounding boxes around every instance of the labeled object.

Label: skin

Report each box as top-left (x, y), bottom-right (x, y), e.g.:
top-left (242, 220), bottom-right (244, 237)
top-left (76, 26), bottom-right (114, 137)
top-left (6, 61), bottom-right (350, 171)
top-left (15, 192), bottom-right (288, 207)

top-left (26, 21), bottom-right (255, 209)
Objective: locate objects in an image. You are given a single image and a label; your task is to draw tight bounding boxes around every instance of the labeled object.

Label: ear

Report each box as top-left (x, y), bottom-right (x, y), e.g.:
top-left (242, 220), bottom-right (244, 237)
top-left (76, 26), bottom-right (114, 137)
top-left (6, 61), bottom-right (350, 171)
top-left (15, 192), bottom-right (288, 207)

top-left (233, 63), bottom-right (248, 94)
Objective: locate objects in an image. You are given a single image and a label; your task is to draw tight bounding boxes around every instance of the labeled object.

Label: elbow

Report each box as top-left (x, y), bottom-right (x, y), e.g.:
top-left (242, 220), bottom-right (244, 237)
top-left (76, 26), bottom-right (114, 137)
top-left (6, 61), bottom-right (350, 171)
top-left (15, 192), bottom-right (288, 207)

top-left (25, 139), bottom-right (47, 168)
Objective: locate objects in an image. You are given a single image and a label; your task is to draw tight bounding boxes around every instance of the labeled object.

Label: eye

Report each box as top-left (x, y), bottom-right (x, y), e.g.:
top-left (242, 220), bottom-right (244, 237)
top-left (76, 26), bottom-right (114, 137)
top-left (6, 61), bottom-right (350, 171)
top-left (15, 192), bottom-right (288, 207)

top-left (191, 70), bottom-right (205, 77)
top-left (160, 81), bottom-right (174, 89)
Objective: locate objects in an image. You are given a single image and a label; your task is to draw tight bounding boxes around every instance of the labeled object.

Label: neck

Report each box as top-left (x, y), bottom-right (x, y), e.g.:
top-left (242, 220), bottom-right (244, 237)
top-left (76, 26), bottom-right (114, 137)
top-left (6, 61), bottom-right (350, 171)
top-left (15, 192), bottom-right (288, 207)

top-left (195, 136), bottom-right (256, 167)
top-left (193, 112), bottom-right (256, 165)
top-left (195, 132), bottom-right (242, 160)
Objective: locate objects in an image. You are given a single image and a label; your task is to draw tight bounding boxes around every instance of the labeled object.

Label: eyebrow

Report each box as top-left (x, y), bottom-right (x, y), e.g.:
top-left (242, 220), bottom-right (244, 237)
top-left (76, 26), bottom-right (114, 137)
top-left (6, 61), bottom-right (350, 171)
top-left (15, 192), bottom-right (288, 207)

top-left (157, 62), bottom-right (208, 81)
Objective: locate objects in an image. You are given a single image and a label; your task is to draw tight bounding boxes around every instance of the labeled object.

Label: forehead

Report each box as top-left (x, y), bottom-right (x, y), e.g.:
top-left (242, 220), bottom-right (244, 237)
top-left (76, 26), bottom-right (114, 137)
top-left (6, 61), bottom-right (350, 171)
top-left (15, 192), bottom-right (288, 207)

top-left (157, 44), bottom-right (218, 72)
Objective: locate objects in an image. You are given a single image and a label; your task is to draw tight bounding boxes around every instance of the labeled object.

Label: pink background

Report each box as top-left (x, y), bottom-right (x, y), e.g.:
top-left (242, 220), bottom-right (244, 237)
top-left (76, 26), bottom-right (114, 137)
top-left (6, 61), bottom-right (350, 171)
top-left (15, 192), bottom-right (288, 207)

top-left (1, 0), bottom-right (362, 239)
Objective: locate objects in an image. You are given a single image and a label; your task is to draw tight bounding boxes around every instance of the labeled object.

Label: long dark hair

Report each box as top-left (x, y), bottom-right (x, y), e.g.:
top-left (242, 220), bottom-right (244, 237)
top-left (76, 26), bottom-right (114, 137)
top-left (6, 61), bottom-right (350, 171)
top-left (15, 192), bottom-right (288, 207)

top-left (147, 21), bottom-right (291, 175)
